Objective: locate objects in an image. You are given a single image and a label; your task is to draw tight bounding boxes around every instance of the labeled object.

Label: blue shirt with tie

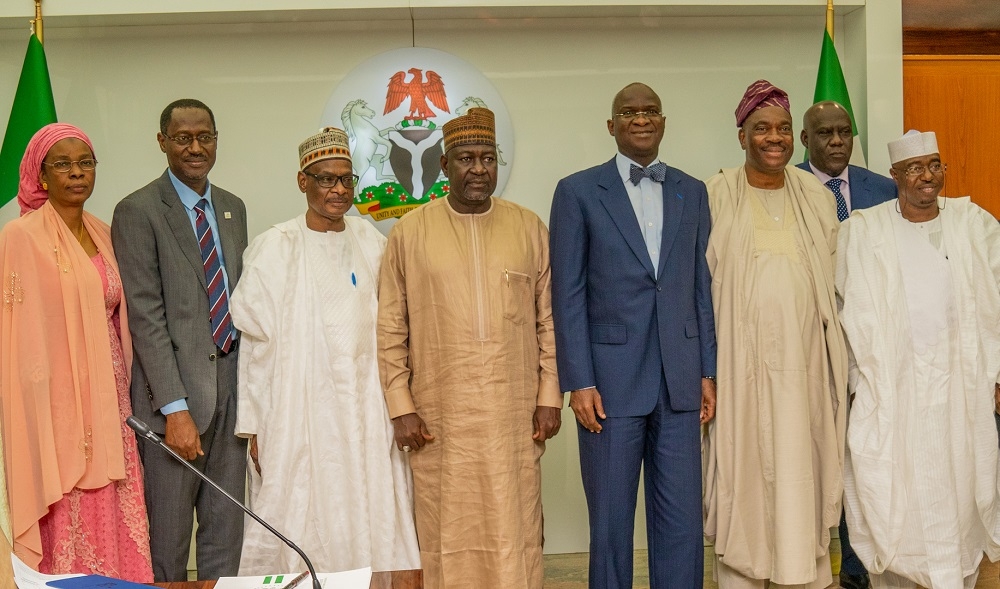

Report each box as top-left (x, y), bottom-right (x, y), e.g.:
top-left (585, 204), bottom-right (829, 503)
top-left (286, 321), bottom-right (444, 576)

top-left (160, 169), bottom-right (231, 416)
top-left (616, 152), bottom-right (664, 278)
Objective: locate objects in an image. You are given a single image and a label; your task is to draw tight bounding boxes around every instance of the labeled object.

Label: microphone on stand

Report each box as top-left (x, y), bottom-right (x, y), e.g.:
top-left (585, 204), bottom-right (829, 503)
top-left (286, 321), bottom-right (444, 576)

top-left (126, 416), bottom-right (323, 589)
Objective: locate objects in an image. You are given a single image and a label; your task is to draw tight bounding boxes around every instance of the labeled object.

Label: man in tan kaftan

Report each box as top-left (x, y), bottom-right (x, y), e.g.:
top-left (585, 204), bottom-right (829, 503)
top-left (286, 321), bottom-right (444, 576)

top-left (703, 80), bottom-right (848, 589)
top-left (377, 108), bottom-right (562, 589)
top-left (837, 131), bottom-right (1000, 589)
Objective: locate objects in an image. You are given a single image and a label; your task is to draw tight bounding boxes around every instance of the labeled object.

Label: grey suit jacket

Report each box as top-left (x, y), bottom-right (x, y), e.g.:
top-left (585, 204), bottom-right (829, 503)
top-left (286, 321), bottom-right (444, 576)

top-left (112, 170), bottom-right (248, 435)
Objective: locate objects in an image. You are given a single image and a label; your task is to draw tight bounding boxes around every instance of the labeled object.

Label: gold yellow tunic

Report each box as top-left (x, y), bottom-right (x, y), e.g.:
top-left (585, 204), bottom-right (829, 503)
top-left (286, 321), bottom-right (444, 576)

top-left (377, 196), bottom-right (561, 589)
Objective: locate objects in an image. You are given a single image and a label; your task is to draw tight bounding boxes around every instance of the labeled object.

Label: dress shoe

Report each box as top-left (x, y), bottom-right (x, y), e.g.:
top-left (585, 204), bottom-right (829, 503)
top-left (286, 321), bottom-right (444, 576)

top-left (839, 571), bottom-right (870, 589)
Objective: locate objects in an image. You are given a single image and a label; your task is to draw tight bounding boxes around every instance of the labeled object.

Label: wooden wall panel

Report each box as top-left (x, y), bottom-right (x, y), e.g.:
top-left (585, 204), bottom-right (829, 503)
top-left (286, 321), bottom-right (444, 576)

top-left (903, 56), bottom-right (1000, 217)
top-left (903, 29), bottom-right (1000, 55)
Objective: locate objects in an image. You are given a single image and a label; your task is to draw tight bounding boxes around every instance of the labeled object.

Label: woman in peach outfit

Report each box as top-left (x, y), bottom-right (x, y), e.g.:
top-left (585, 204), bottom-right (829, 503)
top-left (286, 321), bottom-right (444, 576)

top-left (0, 123), bottom-right (152, 581)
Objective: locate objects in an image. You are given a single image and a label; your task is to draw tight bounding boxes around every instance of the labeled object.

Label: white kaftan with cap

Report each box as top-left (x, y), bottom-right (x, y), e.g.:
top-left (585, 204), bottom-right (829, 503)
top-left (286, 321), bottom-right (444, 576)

top-left (836, 197), bottom-right (1000, 589)
top-left (231, 215), bottom-right (419, 574)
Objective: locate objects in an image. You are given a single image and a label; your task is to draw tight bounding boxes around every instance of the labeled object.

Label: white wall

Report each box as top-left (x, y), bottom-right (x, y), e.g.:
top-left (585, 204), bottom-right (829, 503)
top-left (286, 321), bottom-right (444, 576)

top-left (0, 2), bottom-right (902, 554)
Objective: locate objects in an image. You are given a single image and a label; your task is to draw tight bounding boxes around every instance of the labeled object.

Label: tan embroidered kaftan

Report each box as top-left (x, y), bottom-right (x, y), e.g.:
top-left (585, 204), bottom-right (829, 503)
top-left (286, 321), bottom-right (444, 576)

top-left (703, 166), bottom-right (848, 588)
top-left (377, 196), bottom-right (560, 589)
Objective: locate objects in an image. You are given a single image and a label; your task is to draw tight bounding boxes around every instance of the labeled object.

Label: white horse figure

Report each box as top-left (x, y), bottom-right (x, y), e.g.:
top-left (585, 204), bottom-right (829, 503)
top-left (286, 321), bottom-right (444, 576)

top-left (455, 96), bottom-right (489, 115)
top-left (455, 96), bottom-right (507, 166)
top-left (341, 99), bottom-right (394, 181)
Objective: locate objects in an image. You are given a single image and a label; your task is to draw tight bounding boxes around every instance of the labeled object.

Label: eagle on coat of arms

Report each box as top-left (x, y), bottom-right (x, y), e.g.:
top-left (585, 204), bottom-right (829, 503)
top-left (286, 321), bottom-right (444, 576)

top-left (383, 68), bottom-right (451, 120)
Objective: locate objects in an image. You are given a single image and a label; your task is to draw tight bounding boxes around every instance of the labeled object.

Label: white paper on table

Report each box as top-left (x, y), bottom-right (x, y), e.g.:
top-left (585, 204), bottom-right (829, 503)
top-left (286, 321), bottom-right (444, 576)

top-left (214, 568), bottom-right (372, 589)
top-left (10, 553), bottom-right (83, 589)
top-left (317, 568), bottom-right (372, 589)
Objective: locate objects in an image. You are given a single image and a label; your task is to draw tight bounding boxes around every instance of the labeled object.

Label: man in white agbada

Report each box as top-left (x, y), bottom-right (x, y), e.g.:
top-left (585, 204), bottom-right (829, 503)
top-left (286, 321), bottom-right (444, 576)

top-left (230, 127), bottom-right (420, 574)
top-left (836, 130), bottom-right (1000, 589)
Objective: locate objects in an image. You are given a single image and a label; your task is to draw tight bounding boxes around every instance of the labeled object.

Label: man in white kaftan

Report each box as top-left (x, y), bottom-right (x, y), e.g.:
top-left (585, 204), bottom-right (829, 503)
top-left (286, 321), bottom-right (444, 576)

top-left (231, 128), bottom-right (419, 574)
top-left (837, 130), bottom-right (1000, 589)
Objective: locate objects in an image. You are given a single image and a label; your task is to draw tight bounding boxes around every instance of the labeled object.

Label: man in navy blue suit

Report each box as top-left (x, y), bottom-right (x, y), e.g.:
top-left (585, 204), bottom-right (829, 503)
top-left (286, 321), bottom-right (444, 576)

top-left (797, 100), bottom-right (894, 589)
top-left (798, 101), bottom-right (896, 221)
top-left (549, 82), bottom-right (717, 589)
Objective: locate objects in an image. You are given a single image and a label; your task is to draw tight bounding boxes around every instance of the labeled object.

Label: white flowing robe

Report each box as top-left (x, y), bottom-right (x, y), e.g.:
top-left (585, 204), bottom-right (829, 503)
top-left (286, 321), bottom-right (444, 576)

top-left (231, 215), bottom-right (420, 574)
top-left (836, 197), bottom-right (1000, 588)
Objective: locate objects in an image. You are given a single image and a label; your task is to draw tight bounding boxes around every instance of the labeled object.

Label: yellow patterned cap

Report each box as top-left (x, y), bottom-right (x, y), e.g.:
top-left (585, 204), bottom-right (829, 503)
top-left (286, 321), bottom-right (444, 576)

top-left (442, 108), bottom-right (496, 153)
top-left (298, 127), bottom-right (351, 171)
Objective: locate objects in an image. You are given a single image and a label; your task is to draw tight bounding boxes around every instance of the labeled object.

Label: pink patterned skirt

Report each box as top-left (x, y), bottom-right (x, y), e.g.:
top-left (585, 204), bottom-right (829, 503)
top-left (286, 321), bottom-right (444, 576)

top-left (36, 254), bottom-right (153, 582)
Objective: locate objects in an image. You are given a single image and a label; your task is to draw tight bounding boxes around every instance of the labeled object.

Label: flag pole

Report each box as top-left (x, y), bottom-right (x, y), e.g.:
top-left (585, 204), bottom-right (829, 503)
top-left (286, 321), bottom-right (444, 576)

top-left (825, 0), bottom-right (834, 42)
top-left (32, 0), bottom-right (43, 44)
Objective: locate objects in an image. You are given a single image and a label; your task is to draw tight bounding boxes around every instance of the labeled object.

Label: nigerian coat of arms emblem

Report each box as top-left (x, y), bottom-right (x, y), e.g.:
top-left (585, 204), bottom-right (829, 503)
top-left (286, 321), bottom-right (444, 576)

top-left (321, 48), bottom-right (514, 232)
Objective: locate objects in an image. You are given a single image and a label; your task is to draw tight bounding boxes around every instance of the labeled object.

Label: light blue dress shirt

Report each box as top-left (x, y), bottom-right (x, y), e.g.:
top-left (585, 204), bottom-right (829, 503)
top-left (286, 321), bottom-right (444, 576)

top-left (616, 152), bottom-right (664, 278)
top-left (160, 169), bottom-right (232, 416)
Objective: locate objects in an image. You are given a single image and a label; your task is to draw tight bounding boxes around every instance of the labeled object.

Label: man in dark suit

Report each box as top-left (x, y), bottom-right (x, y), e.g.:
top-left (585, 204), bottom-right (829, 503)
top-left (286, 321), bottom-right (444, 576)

top-left (112, 99), bottom-right (248, 581)
top-left (549, 82), bottom-right (717, 589)
top-left (798, 100), bottom-right (896, 221)
top-left (798, 100), bottom-right (894, 589)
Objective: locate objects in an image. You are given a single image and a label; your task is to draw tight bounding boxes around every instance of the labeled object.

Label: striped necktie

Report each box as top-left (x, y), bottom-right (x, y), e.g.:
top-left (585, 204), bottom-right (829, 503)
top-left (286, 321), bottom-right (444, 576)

top-left (825, 178), bottom-right (849, 222)
top-left (194, 199), bottom-right (234, 352)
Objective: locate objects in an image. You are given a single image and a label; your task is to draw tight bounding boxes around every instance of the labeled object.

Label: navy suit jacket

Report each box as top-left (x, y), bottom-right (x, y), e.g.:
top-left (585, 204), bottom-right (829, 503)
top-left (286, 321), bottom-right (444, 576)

top-left (549, 158), bottom-right (716, 416)
top-left (796, 162), bottom-right (897, 211)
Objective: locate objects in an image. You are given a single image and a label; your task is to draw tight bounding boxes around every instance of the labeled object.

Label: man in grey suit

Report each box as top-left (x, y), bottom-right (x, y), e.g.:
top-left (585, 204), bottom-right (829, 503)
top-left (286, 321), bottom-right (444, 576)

top-left (797, 100), bottom-right (895, 589)
top-left (112, 99), bottom-right (248, 581)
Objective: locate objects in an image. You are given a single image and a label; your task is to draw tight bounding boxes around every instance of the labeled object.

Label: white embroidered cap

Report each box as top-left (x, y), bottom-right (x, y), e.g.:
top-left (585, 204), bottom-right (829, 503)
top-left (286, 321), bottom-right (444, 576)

top-left (888, 130), bottom-right (939, 164)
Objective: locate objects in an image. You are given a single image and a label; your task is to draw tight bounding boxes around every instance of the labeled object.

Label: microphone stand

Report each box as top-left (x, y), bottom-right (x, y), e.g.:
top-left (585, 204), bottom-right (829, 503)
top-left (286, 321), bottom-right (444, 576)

top-left (126, 416), bottom-right (323, 589)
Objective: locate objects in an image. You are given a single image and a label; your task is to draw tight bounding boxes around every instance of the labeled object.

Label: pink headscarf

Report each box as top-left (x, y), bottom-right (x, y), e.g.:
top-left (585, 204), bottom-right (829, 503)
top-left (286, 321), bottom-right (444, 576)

top-left (734, 79), bottom-right (791, 128)
top-left (17, 123), bottom-right (96, 216)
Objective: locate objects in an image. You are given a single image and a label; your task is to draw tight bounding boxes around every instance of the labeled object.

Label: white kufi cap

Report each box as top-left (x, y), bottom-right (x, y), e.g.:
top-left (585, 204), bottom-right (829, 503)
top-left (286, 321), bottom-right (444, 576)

top-left (888, 130), bottom-right (939, 164)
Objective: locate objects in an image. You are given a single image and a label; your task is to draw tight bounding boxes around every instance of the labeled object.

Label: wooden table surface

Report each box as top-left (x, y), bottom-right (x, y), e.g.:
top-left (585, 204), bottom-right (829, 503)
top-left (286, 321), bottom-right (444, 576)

top-left (154, 570), bottom-right (422, 589)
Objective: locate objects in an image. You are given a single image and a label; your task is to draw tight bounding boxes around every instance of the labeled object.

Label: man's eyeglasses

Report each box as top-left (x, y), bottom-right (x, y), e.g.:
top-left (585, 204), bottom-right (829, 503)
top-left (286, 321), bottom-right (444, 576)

top-left (894, 162), bottom-right (946, 176)
top-left (42, 159), bottom-right (98, 173)
top-left (164, 133), bottom-right (218, 147)
top-left (613, 110), bottom-right (664, 122)
top-left (303, 171), bottom-right (360, 189)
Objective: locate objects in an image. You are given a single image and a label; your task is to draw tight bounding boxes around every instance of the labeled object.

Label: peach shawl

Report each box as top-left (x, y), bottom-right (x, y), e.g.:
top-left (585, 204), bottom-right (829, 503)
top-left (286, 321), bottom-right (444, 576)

top-left (0, 201), bottom-right (131, 567)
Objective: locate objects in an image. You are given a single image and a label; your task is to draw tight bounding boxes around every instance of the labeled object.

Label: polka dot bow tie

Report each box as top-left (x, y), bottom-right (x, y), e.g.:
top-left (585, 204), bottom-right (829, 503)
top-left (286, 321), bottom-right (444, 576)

top-left (629, 162), bottom-right (667, 185)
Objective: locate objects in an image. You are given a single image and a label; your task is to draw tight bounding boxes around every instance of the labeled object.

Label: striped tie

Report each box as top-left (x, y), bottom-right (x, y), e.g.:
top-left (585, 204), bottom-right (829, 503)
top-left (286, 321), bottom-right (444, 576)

top-left (194, 199), bottom-right (234, 352)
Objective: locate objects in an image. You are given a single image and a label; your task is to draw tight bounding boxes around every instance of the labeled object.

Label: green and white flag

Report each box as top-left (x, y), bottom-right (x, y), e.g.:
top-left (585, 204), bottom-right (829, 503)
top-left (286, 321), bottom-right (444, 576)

top-left (811, 0), bottom-right (866, 166)
top-left (0, 32), bottom-right (57, 209)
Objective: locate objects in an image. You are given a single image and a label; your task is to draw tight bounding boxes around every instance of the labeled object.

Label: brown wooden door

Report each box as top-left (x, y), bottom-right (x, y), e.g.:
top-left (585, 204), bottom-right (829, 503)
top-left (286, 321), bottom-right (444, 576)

top-left (903, 56), bottom-right (1000, 217)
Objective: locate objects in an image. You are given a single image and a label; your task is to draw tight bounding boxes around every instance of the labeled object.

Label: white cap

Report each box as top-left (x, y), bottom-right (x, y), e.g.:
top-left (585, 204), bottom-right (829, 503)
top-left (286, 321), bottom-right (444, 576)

top-left (888, 130), bottom-right (939, 164)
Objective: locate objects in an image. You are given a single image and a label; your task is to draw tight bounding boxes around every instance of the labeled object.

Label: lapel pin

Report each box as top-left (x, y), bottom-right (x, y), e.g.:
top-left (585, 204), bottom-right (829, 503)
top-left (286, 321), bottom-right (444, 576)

top-left (224, 212), bottom-right (232, 219)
